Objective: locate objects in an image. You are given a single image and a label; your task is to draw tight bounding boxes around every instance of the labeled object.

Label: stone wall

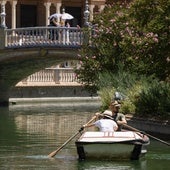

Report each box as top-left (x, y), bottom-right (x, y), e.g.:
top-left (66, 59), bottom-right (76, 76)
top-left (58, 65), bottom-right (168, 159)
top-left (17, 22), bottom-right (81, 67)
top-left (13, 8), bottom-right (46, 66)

top-left (127, 116), bottom-right (170, 137)
top-left (10, 85), bottom-right (97, 98)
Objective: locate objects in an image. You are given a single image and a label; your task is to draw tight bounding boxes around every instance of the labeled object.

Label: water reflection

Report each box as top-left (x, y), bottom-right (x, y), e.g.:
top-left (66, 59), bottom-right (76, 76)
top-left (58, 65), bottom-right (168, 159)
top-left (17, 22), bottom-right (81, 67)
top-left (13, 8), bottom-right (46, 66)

top-left (0, 104), bottom-right (170, 170)
top-left (77, 159), bottom-right (148, 170)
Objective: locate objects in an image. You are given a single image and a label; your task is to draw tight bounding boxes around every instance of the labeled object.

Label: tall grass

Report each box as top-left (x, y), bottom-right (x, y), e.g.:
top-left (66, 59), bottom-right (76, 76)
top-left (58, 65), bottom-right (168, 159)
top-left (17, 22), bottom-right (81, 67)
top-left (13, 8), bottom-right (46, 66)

top-left (97, 70), bottom-right (170, 120)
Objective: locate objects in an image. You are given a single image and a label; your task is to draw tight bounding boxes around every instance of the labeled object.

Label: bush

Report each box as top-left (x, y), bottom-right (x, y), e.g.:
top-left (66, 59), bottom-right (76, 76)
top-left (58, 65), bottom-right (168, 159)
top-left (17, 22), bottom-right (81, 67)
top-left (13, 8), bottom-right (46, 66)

top-left (98, 87), bottom-right (116, 111)
top-left (97, 70), bottom-right (170, 120)
top-left (97, 70), bottom-right (139, 114)
top-left (134, 81), bottom-right (170, 120)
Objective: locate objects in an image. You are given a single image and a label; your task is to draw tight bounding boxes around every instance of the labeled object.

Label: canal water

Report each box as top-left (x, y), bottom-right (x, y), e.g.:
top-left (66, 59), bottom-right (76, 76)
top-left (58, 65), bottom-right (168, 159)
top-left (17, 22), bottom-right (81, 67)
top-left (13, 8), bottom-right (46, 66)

top-left (0, 103), bottom-right (169, 170)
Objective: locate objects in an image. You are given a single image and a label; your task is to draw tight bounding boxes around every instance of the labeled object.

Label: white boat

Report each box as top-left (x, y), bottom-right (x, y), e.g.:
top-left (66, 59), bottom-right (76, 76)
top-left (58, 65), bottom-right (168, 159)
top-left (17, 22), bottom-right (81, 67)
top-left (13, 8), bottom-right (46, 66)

top-left (75, 131), bottom-right (150, 160)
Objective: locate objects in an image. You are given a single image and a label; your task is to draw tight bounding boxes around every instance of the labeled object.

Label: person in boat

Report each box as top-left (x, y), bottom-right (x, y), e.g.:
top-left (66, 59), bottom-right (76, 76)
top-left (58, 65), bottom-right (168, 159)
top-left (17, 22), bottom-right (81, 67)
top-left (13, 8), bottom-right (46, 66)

top-left (83, 112), bottom-right (118, 132)
top-left (110, 100), bottom-right (127, 130)
top-left (95, 100), bottom-right (127, 131)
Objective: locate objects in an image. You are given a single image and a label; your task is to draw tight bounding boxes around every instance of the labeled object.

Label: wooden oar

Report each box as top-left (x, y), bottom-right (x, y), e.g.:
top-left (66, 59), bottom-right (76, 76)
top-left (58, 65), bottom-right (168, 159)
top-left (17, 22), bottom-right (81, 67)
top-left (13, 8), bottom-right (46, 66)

top-left (48, 115), bottom-right (97, 158)
top-left (123, 124), bottom-right (170, 146)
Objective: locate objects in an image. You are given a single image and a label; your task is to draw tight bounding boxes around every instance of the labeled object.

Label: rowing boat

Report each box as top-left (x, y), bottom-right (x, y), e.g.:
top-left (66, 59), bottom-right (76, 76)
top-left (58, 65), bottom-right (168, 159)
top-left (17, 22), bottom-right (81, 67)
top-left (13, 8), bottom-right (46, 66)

top-left (75, 131), bottom-right (150, 160)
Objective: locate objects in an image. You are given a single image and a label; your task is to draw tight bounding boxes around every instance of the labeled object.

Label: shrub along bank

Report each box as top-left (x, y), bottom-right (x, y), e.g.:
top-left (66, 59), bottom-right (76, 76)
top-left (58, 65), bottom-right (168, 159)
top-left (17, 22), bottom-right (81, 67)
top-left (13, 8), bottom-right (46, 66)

top-left (97, 71), bottom-right (170, 122)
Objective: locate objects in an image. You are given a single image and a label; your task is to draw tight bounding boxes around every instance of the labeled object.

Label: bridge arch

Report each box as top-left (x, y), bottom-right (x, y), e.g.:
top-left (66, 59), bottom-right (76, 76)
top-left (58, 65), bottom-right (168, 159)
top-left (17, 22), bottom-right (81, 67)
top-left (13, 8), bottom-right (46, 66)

top-left (0, 47), bottom-right (80, 106)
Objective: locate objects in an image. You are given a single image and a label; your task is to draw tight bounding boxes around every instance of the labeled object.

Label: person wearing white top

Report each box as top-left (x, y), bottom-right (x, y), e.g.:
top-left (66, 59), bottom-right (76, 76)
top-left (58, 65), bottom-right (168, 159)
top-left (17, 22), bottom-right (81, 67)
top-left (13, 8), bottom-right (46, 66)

top-left (94, 118), bottom-right (118, 132)
top-left (83, 112), bottom-right (118, 132)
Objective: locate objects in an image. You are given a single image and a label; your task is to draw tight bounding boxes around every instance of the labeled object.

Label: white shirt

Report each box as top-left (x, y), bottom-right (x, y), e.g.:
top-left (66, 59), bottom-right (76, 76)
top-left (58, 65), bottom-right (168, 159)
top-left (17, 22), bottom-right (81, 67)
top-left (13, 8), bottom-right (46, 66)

top-left (94, 119), bottom-right (118, 132)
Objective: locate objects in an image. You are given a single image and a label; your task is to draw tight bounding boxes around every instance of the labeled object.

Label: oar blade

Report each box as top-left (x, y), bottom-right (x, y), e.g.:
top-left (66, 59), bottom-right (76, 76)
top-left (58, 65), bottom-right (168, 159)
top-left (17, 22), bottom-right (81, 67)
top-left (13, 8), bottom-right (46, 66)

top-left (48, 129), bottom-right (83, 158)
top-left (47, 116), bottom-right (96, 158)
top-left (48, 150), bottom-right (58, 158)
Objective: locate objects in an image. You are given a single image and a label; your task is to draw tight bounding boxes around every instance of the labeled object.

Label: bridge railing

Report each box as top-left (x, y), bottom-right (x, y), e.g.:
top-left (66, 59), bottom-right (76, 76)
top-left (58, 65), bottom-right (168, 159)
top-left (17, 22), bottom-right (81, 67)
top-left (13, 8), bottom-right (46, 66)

top-left (16, 68), bottom-right (80, 86)
top-left (4, 26), bottom-right (83, 48)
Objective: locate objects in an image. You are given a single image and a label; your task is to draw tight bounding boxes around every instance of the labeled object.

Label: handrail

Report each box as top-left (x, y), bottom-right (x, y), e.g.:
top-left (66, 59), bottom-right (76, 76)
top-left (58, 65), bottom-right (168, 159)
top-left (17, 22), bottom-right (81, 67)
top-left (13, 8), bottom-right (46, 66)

top-left (16, 68), bottom-right (80, 86)
top-left (4, 26), bottom-right (83, 48)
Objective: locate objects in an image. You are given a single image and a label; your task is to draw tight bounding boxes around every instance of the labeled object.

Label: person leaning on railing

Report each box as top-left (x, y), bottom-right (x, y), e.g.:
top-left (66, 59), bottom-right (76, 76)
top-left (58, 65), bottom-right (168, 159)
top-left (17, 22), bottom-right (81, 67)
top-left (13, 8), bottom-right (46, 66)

top-left (48, 17), bottom-right (60, 40)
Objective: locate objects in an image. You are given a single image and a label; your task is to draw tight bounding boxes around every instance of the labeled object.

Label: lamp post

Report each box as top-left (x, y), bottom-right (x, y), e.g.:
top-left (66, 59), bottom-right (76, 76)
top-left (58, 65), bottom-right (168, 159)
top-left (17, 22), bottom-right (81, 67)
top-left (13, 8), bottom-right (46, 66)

top-left (84, 0), bottom-right (90, 27)
top-left (0, 0), bottom-right (7, 28)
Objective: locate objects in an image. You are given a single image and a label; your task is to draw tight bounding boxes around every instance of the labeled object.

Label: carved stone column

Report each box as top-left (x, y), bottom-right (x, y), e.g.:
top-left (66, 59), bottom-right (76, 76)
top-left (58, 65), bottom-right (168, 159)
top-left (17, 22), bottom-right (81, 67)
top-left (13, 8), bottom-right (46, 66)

top-left (44, 2), bottom-right (51, 26)
top-left (89, 4), bottom-right (95, 21)
top-left (84, 0), bottom-right (90, 27)
top-left (0, 0), bottom-right (7, 28)
top-left (10, 0), bottom-right (17, 29)
top-left (54, 2), bottom-right (61, 13)
top-left (99, 5), bottom-right (105, 12)
top-left (54, 2), bottom-right (62, 22)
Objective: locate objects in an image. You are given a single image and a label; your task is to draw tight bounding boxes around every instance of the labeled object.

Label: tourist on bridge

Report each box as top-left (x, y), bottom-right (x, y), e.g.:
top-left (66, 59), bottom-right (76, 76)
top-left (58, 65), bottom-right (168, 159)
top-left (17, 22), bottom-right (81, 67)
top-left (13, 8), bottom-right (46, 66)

top-left (48, 16), bottom-right (60, 40)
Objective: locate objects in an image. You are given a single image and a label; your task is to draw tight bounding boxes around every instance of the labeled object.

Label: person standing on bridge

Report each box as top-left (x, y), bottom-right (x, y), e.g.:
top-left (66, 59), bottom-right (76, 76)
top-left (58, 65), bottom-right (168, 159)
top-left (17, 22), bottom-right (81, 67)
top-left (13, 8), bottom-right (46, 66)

top-left (48, 17), bottom-right (60, 41)
top-left (65, 21), bottom-right (70, 44)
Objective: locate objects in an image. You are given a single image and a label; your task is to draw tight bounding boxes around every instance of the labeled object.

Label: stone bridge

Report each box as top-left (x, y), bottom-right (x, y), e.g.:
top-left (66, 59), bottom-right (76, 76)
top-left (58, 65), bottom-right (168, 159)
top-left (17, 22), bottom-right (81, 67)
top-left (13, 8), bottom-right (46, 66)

top-left (0, 26), bottom-right (90, 106)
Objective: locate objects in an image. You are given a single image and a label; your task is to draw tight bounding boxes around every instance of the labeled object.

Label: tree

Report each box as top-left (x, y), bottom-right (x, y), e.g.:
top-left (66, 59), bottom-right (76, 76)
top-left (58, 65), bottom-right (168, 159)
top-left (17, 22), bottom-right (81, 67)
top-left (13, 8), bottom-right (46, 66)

top-left (75, 0), bottom-right (170, 91)
top-left (125, 0), bottom-right (170, 79)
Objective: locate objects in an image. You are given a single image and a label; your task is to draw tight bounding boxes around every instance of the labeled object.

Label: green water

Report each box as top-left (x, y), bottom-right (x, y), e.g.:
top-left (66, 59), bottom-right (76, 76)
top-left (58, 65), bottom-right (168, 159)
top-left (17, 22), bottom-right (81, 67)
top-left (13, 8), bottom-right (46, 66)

top-left (0, 104), bottom-right (169, 170)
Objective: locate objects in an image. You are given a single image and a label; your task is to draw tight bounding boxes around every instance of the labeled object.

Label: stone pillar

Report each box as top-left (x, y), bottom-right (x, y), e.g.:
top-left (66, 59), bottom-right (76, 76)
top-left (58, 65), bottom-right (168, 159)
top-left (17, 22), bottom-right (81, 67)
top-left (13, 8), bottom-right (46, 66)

top-left (83, 0), bottom-right (90, 46)
top-left (10, 0), bottom-right (17, 29)
top-left (99, 5), bottom-right (105, 12)
top-left (44, 2), bottom-right (51, 26)
top-left (54, 2), bottom-right (62, 22)
top-left (84, 0), bottom-right (90, 27)
top-left (55, 3), bottom-right (61, 13)
top-left (0, 0), bottom-right (7, 28)
top-left (89, 4), bottom-right (95, 22)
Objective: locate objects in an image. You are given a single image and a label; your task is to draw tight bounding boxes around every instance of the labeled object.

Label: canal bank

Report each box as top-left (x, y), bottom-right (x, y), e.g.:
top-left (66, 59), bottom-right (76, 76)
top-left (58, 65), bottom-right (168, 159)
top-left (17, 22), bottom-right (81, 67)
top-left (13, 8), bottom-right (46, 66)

top-left (9, 84), bottom-right (170, 138)
top-left (9, 96), bottom-right (101, 110)
top-left (10, 85), bottom-right (97, 98)
top-left (126, 115), bottom-right (170, 139)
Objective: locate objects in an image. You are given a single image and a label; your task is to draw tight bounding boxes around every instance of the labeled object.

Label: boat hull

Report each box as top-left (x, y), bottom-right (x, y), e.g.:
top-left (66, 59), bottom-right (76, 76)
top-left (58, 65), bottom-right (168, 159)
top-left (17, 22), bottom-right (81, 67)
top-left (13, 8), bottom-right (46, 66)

top-left (75, 131), bottom-right (149, 160)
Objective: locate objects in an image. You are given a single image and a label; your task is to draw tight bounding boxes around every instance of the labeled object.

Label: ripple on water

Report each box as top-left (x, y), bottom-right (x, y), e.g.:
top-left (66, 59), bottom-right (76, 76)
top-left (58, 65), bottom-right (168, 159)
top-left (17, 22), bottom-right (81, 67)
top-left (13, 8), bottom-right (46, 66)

top-left (26, 154), bottom-right (78, 161)
top-left (147, 153), bottom-right (170, 160)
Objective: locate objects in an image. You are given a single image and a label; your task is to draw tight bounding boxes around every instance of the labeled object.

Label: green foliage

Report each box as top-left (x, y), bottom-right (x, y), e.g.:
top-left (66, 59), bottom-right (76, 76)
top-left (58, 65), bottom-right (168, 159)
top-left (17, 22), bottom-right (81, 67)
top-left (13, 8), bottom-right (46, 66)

top-left (127, 0), bottom-right (170, 79)
top-left (97, 69), bottom-right (140, 114)
top-left (76, 0), bottom-right (170, 91)
top-left (98, 87), bottom-right (116, 111)
top-left (134, 81), bottom-right (170, 119)
top-left (97, 71), bottom-right (170, 119)
top-left (75, 0), bottom-right (170, 119)
top-left (97, 66), bottom-right (138, 94)
top-left (120, 99), bottom-right (136, 114)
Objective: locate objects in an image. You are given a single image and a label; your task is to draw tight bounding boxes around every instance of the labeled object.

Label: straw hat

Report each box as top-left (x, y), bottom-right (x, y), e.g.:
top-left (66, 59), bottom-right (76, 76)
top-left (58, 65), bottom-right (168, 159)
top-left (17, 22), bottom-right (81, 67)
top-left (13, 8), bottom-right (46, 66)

top-left (103, 110), bottom-right (113, 120)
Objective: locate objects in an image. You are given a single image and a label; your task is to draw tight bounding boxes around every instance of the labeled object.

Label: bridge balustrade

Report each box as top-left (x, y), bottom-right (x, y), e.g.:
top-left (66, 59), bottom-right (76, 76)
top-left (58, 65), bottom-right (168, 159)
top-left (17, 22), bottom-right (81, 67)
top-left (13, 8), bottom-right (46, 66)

top-left (17, 68), bottom-right (80, 86)
top-left (4, 26), bottom-right (83, 48)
